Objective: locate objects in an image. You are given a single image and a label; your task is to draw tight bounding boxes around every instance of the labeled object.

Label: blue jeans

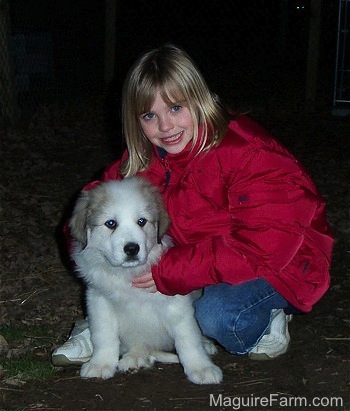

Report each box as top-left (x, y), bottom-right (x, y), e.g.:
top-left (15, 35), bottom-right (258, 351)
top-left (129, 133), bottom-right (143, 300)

top-left (194, 279), bottom-right (295, 355)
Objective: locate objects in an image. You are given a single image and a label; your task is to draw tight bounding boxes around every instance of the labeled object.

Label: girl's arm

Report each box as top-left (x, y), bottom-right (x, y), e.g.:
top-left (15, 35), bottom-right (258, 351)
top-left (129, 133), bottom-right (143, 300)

top-left (151, 146), bottom-right (333, 311)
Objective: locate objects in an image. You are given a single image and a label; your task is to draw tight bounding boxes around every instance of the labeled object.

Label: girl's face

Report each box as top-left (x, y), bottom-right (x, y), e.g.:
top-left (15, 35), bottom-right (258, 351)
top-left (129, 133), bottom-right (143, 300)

top-left (139, 91), bottom-right (194, 154)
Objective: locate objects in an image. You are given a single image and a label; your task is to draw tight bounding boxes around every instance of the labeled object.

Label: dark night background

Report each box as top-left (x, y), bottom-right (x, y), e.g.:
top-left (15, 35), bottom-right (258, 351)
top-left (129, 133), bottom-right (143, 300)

top-left (7, 0), bottom-right (339, 122)
top-left (1, 2), bottom-right (350, 409)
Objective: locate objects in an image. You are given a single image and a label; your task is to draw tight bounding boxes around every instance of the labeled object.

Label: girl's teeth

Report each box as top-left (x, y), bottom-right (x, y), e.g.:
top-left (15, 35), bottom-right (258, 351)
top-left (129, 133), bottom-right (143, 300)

top-left (164, 132), bottom-right (181, 142)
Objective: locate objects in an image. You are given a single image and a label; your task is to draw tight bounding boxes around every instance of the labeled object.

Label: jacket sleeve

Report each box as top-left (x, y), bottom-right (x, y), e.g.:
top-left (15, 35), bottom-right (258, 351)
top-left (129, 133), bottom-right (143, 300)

top-left (152, 235), bottom-right (258, 295)
top-left (152, 144), bottom-right (333, 302)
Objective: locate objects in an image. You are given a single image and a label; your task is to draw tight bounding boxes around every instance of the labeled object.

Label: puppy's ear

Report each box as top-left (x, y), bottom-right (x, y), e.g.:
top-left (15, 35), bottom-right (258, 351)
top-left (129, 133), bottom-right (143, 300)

top-left (155, 192), bottom-right (170, 244)
top-left (69, 191), bottom-right (90, 248)
top-left (136, 177), bottom-right (171, 243)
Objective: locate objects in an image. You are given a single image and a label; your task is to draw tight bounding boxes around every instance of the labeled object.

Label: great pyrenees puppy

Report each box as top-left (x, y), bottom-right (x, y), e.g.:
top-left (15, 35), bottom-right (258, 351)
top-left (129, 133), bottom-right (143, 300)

top-left (69, 177), bottom-right (222, 384)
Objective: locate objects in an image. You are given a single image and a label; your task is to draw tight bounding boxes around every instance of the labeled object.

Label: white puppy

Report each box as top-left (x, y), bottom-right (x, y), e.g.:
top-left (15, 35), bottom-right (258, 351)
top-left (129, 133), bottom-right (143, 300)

top-left (69, 177), bottom-right (222, 384)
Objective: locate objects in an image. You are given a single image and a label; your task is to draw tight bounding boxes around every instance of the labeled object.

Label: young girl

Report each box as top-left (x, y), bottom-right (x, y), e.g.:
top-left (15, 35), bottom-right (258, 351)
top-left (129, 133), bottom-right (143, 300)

top-left (52, 44), bottom-right (333, 366)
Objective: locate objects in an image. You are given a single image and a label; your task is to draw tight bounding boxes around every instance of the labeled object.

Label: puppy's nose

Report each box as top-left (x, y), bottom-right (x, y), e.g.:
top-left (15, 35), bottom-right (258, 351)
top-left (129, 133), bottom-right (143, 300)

top-left (124, 242), bottom-right (140, 257)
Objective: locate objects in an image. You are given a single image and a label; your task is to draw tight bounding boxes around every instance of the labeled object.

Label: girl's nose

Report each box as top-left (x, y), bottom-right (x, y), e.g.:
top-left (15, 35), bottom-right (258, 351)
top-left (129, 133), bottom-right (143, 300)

top-left (158, 115), bottom-right (173, 132)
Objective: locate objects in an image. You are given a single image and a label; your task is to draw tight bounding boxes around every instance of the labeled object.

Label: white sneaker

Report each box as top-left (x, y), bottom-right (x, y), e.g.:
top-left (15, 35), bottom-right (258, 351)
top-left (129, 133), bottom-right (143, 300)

top-left (52, 320), bottom-right (93, 366)
top-left (248, 309), bottom-right (292, 360)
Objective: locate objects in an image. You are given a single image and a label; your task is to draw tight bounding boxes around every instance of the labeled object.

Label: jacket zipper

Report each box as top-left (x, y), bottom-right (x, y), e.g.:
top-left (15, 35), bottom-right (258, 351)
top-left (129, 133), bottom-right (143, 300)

top-left (163, 158), bottom-right (171, 190)
top-left (157, 147), bottom-right (171, 191)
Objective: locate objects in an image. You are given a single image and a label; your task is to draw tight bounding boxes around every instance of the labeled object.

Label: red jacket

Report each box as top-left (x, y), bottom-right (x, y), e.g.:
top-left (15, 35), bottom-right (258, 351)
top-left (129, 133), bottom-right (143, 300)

top-left (86, 115), bottom-right (333, 312)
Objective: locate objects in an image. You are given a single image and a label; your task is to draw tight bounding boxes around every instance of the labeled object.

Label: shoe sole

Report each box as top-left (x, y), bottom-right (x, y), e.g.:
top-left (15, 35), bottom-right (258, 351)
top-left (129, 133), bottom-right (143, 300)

top-left (248, 342), bottom-right (290, 361)
top-left (248, 352), bottom-right (277, 361)
top-left (51, 354), bottom-right (90, 367)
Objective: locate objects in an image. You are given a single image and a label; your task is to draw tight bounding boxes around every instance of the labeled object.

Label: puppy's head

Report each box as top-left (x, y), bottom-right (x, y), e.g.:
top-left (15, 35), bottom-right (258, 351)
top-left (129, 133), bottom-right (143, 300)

top-left (69, 178), bottom-right (170, 251)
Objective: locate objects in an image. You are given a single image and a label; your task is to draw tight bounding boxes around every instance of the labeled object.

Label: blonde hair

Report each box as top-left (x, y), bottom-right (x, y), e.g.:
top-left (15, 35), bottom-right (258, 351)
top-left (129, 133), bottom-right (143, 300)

top-left (120, 44), bottom-right (231, 176)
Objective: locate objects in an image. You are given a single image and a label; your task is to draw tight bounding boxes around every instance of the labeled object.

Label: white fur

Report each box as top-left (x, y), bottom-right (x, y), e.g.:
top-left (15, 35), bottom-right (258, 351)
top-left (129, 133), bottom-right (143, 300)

top-left (70, 177), bottom-right (222, 384)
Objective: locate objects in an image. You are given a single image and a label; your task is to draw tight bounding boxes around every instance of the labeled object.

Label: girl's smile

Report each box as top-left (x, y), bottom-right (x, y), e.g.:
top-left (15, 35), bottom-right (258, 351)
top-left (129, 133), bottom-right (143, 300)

top-left (139, 91), bottom-right (194, 154)
top-left (161, 130), bottom-right (183, 145)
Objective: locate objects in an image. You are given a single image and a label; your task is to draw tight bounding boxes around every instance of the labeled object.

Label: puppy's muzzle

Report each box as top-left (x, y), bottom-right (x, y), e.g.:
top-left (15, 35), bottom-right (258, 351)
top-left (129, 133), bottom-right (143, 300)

top-left (124, 242), bottom-right (140, 259)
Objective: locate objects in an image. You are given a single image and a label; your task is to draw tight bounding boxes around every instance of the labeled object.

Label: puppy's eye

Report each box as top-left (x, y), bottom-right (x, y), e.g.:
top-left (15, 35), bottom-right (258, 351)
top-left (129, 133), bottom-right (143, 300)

top-left (137, 218), bottom-right (147, 227)
top-left (105, 219), bottom-right (117, 229)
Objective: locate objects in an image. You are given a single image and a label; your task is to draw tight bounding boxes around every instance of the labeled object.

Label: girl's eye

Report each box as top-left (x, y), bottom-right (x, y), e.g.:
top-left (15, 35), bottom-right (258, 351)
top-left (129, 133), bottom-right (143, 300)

top-left (171, 105), bottom-right (182, 112)
top-left (142, 112), bottom-right (155, 120)
top-left (105, 219), bottom-right (117, 229)
top-left (137, 218), bottom-right (147, 227)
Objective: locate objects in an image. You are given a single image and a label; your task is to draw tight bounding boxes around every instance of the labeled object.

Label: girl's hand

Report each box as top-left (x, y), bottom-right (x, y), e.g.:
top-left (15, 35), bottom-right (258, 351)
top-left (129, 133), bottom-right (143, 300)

top-left (132, 272), bottom-right (157, 293)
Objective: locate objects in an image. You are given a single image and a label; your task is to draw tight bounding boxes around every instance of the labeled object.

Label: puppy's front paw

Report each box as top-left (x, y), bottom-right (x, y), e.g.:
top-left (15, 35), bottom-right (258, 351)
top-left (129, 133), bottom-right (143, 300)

top-left (118, 353), bottom-right (156, 372)
top-left (202, 338), bottom-right (218, 356)
top-left (187, 364), bottom-right (223, 385)
top-left (80, 360), bottom-right (117, 379)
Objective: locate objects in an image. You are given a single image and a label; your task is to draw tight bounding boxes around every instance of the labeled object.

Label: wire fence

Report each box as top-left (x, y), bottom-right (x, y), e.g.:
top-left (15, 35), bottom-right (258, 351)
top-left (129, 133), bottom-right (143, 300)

top-left (333, 0), bottom-right (350, 110)
top-left (0, 0), bottom-right (104, 125)
top-left (0, 0), bottom-right (16, 124)
top-left (0, 0), bottom-right (58, 124)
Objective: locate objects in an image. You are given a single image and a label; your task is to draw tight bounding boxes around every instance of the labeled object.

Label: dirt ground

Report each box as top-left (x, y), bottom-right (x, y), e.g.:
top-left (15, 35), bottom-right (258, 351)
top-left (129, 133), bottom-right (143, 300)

top-left (0, 97), bottom-right (349, 410)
